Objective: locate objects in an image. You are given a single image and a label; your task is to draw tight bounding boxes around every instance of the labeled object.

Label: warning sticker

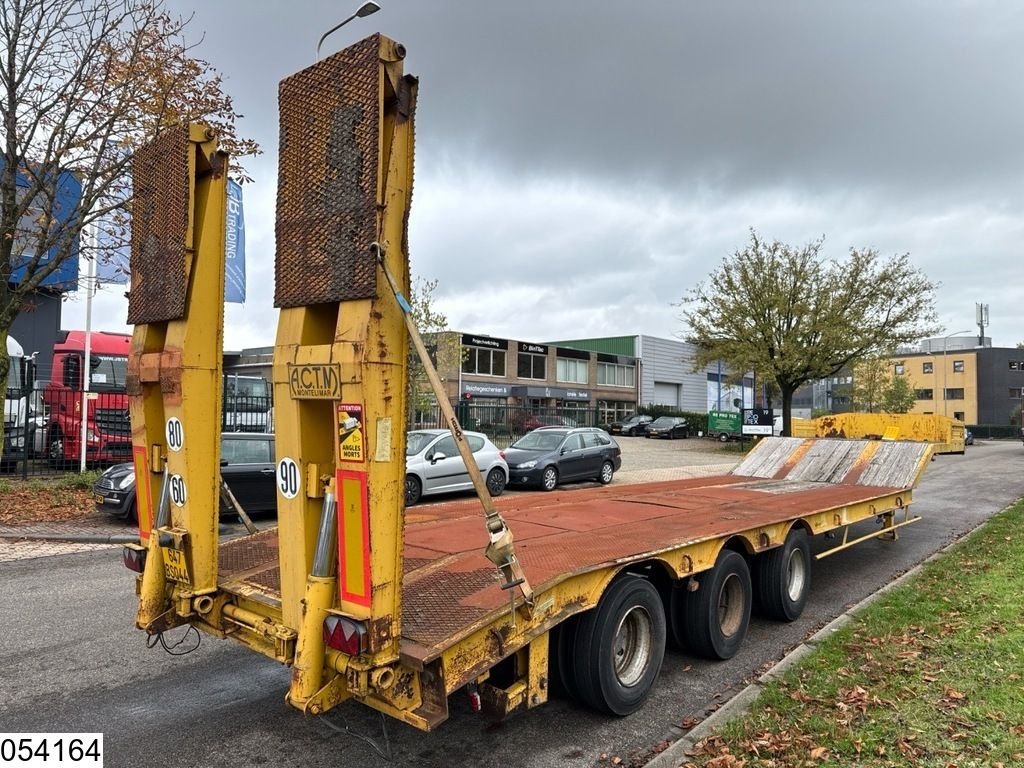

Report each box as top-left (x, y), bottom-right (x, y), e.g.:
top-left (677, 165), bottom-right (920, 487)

top-left (337, 403), bottom-right (365, 463)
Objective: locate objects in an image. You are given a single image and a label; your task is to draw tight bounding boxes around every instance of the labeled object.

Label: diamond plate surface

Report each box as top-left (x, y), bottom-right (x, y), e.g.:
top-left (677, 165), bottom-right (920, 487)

top-left (275, 34), bottom-right (381, 308)
top-left (402, 567), bottom-right (499, 648)
top-left (218, 529), bottom-right (280, 580)
top-left (128, 125), bottom-right (190, 324)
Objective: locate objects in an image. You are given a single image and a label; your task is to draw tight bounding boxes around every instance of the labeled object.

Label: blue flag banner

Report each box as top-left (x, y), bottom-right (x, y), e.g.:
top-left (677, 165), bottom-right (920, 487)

top-left (94, 213), bottom-right (131, 285)
top-left (225, 180), bottom-right (246, 304)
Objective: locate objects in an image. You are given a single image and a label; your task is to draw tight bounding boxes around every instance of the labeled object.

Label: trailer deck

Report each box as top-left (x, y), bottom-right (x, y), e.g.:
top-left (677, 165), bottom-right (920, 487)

top-left (217, 437), bottom-right (931, 666)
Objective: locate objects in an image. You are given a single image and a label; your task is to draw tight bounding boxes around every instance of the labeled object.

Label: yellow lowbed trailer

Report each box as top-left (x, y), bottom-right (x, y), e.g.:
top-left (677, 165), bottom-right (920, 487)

top-left (121, 35), bottom-right (932, 730)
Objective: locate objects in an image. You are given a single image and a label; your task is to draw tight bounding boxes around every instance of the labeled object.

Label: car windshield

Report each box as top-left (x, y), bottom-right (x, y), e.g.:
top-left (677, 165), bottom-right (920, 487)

top-left (406, 432), bottom-right (436, 456)
top-left (511, 431), bottom-right (567, 451)
top-left (651, 417), bottom-right (675, 427)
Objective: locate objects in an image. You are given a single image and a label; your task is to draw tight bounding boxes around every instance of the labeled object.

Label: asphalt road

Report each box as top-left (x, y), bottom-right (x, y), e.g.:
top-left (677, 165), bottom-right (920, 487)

top-left (1, 440), bottom-right (1021, 768)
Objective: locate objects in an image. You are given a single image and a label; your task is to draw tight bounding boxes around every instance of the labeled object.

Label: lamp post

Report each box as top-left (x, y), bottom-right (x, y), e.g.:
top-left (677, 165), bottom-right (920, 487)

top-left (941, 329), bottom-right (973, 417)
top-left (316, 1), bottom-right (381, 60)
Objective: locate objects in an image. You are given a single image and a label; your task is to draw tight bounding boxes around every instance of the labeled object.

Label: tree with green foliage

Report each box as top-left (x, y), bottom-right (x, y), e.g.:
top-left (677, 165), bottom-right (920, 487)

top-left (0, 0), bottom-right (259, 456)
top-left (407, 277), bottom-right (460, 424)
top-left (850, 357), bottom-right (890, 412)
top-left (679, 230), bottom-right (940, 435)
top-left (880, 372), bottom-right (916, 413)
top-left (851, 356), bottom-right (915, 413)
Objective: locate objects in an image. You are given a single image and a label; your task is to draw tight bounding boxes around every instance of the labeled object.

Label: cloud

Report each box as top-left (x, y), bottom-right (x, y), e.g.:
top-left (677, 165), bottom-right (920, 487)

top-left (59, 1), bottom-right (1024, 350)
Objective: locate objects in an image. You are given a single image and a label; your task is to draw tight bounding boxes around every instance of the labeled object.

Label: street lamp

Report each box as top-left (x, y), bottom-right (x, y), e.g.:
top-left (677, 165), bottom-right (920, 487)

top-left (316, 1), bottom-right (381, 61)
top-left (941, 329), bottom-right (973, 417)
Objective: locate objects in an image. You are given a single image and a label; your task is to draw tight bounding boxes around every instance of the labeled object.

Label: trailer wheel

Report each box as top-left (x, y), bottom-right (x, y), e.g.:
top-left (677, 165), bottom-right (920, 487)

top-left (719, 432), bottom-right (729, 443)
top-left (755, 528), bottom-right (811, 622)
top-left (598, 460), bottom-right (615, 485)
top-left (675, 549), bottom-right (751, 660)
top-left (541, 466), bottom-right (559, 491)
top-left (404, 475), bottom-right (422, 506)
top-left (572, 576), bottom-right (666, 715)
top-left (550, 615), bottom-right (581, 702)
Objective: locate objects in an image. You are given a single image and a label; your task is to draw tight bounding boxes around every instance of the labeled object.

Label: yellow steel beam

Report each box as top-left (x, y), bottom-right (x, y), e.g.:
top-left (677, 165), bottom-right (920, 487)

top-left (128, 124), bottom-right (228, 627)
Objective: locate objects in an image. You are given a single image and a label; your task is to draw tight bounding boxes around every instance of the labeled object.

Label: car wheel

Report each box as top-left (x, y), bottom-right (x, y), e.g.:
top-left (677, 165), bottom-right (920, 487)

top-left (719, 432), bottom-right (729, 443)
top-left (404, 475), bottom-right (422, 506)
top-left (486, 468), bottom-right (506, 497)
top-left (598, 460), bottom-right (614, 485)
top-left (541, 466), bottom-right (559, 491)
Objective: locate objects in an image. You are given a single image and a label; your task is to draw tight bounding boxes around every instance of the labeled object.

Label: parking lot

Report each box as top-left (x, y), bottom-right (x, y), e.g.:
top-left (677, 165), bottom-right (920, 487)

top-left (612, 432), bottom-right (741, 476)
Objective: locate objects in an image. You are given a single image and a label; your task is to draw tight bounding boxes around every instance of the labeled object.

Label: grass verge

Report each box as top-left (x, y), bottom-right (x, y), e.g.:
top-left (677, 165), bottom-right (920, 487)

top-left (682, 499), bottom-right (1024, 768)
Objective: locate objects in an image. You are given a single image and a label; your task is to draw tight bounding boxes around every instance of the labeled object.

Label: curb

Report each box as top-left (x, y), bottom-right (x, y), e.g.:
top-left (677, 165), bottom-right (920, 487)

top-left (643, 528), bottom-right (977, 768)
top-left (0, 531), bottom-right (137, 545)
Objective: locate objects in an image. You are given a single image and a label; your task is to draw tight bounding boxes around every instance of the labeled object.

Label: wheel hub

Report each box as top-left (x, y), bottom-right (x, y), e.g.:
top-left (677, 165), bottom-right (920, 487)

top-left (612, 606), bottom-right (652, 687)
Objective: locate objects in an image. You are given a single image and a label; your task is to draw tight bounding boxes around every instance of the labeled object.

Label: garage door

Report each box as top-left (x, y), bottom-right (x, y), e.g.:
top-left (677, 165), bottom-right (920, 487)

top-left (652, 382), bottom-right (680, 407)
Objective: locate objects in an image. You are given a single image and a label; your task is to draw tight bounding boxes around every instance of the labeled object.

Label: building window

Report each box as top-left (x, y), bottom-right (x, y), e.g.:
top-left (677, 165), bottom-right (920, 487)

top-left (894, 363), bottom-right (905, 375)
top-left (517, 352), bottom-right (546, 380)
top-left (944, 388), bottom-right (964, 400)
top-left (597, 362), bottom-right (635, 388)
top-left (915, 388), bottom-right (934, 400)
top-left (462, 347), bottom-right (506, 377)
top-left (556, 357), bottom-right (588, 385)
top-left (1011, 388), bottom-right (1023, 400)
top-left (1010, 361), bottom-right (1019, 371)
top-left (598, 400), bottom-right (634, 424)
top-left (922, 362), bottom-right (933, 374)
top-left (952, 360), bottom-right (964, 373)
top-left (953, 411), bottom-right (965, 422)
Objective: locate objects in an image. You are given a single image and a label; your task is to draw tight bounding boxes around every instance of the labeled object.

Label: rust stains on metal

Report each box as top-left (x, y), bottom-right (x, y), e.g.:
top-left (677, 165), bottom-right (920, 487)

top-left (276, 35), bottom-right (387, 308)
top-left (128, 125), bottom-right (190, 324)
top-left (368, 614), bottom-right (395, 652)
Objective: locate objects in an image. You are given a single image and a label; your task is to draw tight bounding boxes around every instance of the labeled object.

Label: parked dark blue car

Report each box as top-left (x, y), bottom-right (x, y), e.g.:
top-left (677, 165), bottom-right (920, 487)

top-left (504, 427), bottom-right (621, 491)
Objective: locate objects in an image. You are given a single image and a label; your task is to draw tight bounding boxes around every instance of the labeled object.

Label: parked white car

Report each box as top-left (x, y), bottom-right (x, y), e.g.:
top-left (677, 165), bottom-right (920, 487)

top-left (404, 429), bottom-right (508, 506)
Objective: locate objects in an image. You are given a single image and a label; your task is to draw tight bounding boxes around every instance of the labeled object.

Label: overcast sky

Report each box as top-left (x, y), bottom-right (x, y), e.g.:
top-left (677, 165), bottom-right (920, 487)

top-left (62, 1), bottom-right (1024, 351)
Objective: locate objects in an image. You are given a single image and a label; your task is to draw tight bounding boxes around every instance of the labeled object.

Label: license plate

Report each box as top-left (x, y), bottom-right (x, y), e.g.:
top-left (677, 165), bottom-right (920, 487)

top-left (162, 547), bottom-right (191, 585)
top-left (93, 493), bottom-right (104, 504)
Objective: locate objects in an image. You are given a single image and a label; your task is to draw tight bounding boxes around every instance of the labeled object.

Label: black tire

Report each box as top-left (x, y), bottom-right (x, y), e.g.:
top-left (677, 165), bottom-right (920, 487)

top-left (550, 614), bottom-right (581, 702)
top-left (675, 549), bottom-right (751, 660)
top-left (572, 576), bottom-right (666, 715)
top-left (598, 460), bottom-right (614, 485)
top-left (541, 466), bottom-right (558, 491)
top-left (485, 468), bottom-right (507, 497)
top-left (755, 528), bottom-right (811, 622)
top-left (47, 427), bottom-right (67, 469)
top-left (404, 475), bottom-right (422, 506)
top-left (719, 432), bottom-right (729, 443)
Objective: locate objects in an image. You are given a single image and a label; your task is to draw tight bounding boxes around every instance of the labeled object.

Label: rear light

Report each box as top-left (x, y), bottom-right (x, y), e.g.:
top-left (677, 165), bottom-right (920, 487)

top-left (122, 543), bottom-right (147, 573)
top-left (499, 450), bottom-right (505, 459)
top-left (323, 614), bottom-right (368, 655)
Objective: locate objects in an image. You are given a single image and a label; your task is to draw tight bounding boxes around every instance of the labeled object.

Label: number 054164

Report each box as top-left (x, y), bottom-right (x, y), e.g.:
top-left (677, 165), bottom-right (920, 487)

top-left (0, 734), bottom-right (103, 766)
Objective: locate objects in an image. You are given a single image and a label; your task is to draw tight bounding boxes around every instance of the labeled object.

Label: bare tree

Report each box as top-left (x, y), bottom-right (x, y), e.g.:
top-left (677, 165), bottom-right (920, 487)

top-left (1, 0), bottom-right (259, 451)
top-left (680, 230), bottom-right (940, 435)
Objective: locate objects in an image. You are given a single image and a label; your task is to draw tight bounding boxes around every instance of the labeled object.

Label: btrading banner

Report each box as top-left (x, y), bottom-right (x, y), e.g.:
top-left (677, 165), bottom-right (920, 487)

top-left (225, 179), bottom-right (246, 303)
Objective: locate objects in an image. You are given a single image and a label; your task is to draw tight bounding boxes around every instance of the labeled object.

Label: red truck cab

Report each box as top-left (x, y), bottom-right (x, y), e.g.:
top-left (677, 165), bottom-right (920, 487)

top-left (42, 330), bottom-right (131, 466)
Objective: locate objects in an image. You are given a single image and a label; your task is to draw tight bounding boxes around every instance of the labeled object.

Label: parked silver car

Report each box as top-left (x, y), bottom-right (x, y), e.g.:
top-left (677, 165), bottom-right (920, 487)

top-left (404, 429), bottom-right (508, 506)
